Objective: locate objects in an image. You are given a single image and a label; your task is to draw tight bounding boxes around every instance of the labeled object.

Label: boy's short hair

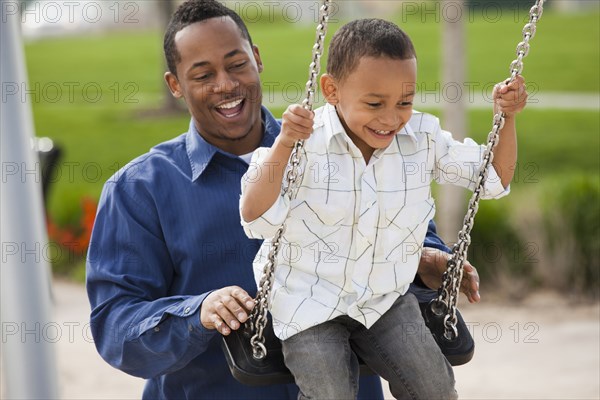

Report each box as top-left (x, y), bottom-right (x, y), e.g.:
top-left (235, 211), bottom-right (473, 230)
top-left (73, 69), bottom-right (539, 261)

top-left (327, 18), bottom-right (416, 82)
top-left (164, 0), bottom-right (253, 76)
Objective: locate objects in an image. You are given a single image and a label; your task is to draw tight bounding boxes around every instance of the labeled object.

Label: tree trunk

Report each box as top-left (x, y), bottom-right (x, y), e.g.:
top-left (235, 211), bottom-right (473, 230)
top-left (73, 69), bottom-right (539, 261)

top-left (438, 0), bottom-right (467, 244)
top-left (159, 0), bottom-right (183, 113)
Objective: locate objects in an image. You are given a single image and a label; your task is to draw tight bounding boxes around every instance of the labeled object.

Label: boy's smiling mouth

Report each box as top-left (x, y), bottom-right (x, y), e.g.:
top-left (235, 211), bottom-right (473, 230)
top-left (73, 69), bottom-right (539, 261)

top-left (367, 127), bottom-right (396, 136)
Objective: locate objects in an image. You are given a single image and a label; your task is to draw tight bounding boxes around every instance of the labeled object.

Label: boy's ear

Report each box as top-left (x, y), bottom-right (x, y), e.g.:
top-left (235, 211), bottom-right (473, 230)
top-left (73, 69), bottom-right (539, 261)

top-left (164, 72), bottom-right (183, 99)
top-left (320, 74), bottom-right (339, 105)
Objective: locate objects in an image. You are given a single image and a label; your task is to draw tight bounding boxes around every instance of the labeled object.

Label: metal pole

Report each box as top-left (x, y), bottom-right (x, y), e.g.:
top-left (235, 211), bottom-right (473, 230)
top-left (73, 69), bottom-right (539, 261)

top-left (1, 0), bottom-right (59, 397)
top-left (438, 0), bottom-right (468, 243)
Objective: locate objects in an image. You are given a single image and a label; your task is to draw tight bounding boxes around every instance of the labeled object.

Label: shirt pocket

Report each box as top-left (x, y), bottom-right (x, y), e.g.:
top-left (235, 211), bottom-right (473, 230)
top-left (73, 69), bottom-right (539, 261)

top-left (273, 200), bottom-right (349, 294)
top-left (381, 198), bottom-right (436, 262)
top-left (285, 200), bottom-right (347, 243)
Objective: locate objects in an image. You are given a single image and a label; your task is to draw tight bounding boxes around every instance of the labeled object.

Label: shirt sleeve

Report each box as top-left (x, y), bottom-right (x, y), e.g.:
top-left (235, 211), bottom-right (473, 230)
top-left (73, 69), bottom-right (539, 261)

top-left (434, 127), bottom-right (510, 199)
top-left (239, 146), bottom-right (291, 239)
top-left (86, 176), bottom-right (217, 379)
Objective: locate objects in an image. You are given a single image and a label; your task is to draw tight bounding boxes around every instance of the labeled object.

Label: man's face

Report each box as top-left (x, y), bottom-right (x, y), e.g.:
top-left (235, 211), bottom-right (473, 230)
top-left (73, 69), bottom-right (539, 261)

top-left (322, 57), bottom-right (417, 161)
top-left (165, 17), bottom-right (264, 155)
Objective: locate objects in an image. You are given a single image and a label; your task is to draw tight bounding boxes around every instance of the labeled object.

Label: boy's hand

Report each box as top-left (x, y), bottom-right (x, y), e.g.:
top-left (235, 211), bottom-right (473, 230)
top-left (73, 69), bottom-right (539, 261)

top-left (278, 104), bottom-right (315, 148)
top-left (493, 75), bottom-right (528, 118)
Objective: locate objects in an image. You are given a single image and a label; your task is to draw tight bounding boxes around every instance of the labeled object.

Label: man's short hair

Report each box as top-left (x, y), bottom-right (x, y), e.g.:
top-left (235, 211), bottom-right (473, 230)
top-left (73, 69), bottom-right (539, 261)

top-left (326, 18), bottom-right (416, 82)
top-left (164, 0), bottom-right (253, 75)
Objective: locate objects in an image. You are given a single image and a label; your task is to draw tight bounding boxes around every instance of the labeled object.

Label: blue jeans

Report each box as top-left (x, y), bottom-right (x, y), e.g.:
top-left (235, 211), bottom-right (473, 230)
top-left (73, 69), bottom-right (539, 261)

top-left (281, 293), bottom-right (458, 399)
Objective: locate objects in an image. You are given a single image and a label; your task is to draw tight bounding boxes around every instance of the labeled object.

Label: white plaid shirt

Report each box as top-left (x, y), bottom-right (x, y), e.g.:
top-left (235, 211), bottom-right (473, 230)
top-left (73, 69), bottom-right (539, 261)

top-left (241, 103), bottom-right (508, 340)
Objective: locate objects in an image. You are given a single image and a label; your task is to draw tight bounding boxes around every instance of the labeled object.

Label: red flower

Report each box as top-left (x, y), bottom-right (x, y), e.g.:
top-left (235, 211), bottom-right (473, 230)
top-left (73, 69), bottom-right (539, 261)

top-left (47, 196), bottom-right (97, 258)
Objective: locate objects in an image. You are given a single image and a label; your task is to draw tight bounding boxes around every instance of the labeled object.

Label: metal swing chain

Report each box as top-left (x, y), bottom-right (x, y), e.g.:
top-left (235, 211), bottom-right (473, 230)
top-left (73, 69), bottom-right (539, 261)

top-left (433, 0), bottom-right (545, 341)
top-left (249, 0), bottom-right (331, 360)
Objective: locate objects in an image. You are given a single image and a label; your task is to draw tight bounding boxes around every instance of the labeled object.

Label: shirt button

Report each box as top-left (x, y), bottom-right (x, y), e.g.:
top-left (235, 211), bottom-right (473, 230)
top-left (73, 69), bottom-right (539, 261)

top-left (154, 326), bottom-right (160, 332)
top-left (184, 307), bottom-right (191, 315)
top-left (188, 324), bottom-right (193, 332)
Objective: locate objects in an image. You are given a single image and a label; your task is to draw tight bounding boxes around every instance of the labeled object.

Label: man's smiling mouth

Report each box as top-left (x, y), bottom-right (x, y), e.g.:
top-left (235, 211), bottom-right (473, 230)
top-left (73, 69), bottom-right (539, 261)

top-left (215, 98), bottom-right (244, 118)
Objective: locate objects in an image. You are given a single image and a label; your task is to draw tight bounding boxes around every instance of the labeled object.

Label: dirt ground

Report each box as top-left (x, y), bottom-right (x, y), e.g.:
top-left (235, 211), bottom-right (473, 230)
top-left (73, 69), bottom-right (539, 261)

top-left (3, 279), bottom-right (599, 399)
top-left (386, 291), bottom-right (600, 400)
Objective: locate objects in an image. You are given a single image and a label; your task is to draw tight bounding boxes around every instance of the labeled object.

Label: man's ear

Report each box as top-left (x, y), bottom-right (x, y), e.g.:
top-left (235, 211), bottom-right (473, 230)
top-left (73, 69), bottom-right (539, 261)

top-left (164, 71), bottom-right (183, 98)
top-left (252, 45), bottom-right (264, 73)
top-left (320, 74), bottom-right (338, 105)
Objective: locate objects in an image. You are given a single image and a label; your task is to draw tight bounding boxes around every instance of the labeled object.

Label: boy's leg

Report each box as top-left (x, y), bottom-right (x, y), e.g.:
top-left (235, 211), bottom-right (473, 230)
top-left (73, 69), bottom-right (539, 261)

top-left (350, 293), bottom-right (458, 400)
top-left (282, 318), bottom-right (360, 399)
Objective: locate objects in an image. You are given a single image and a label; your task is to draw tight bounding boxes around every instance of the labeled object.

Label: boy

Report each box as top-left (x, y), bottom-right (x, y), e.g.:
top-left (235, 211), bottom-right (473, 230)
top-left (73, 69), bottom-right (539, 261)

top-left (240, 19), bottom-right (526, 398)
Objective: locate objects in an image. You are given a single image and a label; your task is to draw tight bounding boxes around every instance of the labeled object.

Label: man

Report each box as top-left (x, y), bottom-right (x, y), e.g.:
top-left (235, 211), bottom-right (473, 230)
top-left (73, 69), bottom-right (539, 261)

top-left (87, 1), bottom-right (480, 398)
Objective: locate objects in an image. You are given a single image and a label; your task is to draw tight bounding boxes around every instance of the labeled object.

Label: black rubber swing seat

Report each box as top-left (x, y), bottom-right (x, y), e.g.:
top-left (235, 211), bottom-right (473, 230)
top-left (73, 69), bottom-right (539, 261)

top-left (222, 282), bottom-right (474, 386)
top-left (221, 314), bottom-right (375, 386)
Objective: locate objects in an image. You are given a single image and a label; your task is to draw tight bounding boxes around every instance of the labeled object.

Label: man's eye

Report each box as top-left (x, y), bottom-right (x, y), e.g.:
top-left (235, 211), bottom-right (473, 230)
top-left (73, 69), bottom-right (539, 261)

top-left (232, 61), bottom-right (247, 69)
top-left (194, 74), bottom-right (211, 81)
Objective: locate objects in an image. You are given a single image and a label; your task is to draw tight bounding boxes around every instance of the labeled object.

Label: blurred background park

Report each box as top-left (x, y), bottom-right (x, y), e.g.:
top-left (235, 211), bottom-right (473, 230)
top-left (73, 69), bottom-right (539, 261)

top-left (2, 0), bottom-right (599, 398)
top-left (20, 0), bottom-right (599, 298)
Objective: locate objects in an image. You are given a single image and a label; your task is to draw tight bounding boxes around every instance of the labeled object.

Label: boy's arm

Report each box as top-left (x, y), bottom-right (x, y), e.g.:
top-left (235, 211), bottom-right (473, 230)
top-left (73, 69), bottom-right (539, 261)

top-left (490, 75), bottom-right (528, 188)
top-left (240, 104), bottom-right (314, 222)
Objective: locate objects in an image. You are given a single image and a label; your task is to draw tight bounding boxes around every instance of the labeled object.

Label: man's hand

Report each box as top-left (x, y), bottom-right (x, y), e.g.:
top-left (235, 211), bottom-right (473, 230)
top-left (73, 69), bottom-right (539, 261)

top-left (418, 248), bottom-right (481, 303)
top-left (200, 286), bottom-right (255, 335)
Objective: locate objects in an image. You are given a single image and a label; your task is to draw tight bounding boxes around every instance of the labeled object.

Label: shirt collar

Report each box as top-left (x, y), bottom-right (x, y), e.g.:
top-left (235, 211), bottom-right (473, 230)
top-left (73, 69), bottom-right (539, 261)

top-left (320, 103), bottom-right (347, 147)
top-left (185, 106), bottom-right (279, 181)
top-left (320, 103), bottom-right (418, 151)
top-left (395, 115), bottom-right (418, 150)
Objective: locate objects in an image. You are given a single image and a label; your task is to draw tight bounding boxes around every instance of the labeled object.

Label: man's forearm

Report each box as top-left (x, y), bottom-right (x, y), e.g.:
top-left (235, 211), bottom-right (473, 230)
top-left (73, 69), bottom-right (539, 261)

top-left (90, 291), bottom-right (216, 378)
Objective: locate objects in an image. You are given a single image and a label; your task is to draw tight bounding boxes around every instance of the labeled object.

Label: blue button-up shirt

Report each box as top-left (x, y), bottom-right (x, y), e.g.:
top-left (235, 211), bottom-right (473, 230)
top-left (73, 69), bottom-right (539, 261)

top-left (86, 107), bottom-right (447, 399)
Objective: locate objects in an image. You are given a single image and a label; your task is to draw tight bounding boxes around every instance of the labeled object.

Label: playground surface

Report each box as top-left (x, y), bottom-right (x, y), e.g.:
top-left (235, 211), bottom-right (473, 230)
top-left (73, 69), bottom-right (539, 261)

top-left (3, 278), bottom-right (598, 399)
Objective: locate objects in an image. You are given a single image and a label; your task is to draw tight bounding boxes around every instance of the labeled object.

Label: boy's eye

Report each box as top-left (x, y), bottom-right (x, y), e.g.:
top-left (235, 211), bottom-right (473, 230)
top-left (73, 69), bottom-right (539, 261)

top-left (400, 101), bottom-right (413, 106)
top-left (366, 102), bottom-right (381, 108)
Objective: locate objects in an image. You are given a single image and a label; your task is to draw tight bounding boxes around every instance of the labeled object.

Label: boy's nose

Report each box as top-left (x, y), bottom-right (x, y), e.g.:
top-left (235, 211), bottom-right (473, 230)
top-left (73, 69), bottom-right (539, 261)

top-left (378, 112), bottom-right (401, 128)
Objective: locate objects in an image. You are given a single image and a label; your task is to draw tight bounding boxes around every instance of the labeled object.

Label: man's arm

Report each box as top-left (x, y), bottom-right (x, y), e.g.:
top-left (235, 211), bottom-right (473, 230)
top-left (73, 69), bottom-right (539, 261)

top-left (420, 220), bottom-right (480, 303)
top-left (87, 179), bottom-right (219, 378)
top-left (423, 219), bottom-right (451, 252)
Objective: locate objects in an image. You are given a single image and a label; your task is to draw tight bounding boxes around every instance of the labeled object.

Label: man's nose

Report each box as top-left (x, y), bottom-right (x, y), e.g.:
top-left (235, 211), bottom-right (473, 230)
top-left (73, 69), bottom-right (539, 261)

top-left (212, 73), bottom-right (239, 94)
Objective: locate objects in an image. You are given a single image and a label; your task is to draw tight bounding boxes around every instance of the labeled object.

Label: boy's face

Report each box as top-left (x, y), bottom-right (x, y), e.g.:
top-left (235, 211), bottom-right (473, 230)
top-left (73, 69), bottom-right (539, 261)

top-left (321, 57), bottom-right (417, 160)
top-left (164, 17), bottom-right (264, 155)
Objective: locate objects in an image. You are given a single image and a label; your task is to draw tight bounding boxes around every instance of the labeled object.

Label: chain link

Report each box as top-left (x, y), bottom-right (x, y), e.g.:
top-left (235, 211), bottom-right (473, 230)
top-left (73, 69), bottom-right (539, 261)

top-left (250, 0), bottom-right (330, 360)
top-left (434, 0), bottom-right (545, 340)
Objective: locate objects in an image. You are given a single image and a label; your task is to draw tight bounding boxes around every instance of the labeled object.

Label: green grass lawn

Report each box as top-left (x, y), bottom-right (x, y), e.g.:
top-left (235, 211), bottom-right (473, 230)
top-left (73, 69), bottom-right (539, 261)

top-left (250, 10), bottom-right (600, 93)
top-left (24, 10), bottom-right (599, 226)
top-left (24, 9), bottom-right (600, 103)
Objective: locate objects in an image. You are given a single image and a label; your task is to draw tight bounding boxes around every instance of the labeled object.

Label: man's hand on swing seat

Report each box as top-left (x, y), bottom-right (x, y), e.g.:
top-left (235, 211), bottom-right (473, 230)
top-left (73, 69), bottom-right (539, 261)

top-left (418, 248), bottom-right (481, 304)
top-left (200, 286), bottom-right (256, 335)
